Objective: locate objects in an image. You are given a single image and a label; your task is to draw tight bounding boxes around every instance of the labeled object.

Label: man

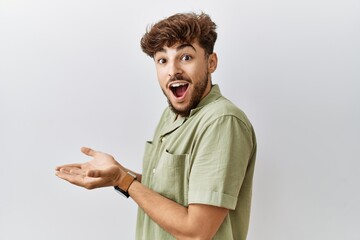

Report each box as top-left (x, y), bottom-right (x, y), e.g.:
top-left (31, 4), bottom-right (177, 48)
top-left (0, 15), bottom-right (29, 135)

top-left (56, 12), bottom-right (257, 240)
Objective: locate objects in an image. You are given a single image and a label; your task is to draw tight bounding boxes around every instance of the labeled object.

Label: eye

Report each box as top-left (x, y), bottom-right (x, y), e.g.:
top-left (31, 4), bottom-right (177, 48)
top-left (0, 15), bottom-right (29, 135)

top-left (157, 58), bottom-right (167, 64)
top-left (181, 54), bottom-right (192, 61)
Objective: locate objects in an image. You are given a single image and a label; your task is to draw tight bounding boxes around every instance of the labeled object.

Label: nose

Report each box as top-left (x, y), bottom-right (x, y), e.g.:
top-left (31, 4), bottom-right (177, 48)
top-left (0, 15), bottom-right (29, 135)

top-left (167, 60), bottom-right (182, 79)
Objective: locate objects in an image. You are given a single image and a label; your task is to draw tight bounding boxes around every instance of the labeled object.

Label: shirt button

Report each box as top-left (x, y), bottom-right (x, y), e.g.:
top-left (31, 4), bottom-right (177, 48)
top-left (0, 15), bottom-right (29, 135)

top-left (152, 168), bottom-right (156, 174)
top-left (161, 137), bottom-right (165, 142)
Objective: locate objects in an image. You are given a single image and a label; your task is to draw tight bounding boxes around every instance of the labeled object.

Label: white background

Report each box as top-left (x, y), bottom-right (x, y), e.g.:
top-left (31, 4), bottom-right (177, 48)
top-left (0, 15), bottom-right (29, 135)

top-left (0, 0), bottom-right (359, 239)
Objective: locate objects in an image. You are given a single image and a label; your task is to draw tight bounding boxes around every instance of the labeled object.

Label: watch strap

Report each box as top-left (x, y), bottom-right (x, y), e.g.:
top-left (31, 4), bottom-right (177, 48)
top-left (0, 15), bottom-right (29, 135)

top-left (115, 171), bottom-right (137, 198)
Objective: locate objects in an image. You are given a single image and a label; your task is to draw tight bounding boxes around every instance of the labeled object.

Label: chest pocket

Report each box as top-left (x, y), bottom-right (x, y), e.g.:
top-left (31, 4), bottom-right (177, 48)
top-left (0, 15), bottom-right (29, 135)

top-left (151, 150), bottom-right (190, 206)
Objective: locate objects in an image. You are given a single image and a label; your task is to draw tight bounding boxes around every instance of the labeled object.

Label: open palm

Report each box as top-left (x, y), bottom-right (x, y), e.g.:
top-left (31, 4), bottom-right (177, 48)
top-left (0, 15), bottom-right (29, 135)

top-left (55, 147), bottom-right (125, 189)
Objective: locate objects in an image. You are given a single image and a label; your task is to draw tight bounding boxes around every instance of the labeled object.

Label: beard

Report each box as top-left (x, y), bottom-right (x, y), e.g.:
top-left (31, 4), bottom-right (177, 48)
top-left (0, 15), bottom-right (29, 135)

top-left (163, 73), bottom-right (209, 117)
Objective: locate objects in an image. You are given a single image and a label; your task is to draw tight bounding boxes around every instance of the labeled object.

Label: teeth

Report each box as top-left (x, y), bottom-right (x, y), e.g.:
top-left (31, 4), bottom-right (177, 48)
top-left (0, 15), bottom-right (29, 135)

top-left (170, 83), bottom-right (187, 88)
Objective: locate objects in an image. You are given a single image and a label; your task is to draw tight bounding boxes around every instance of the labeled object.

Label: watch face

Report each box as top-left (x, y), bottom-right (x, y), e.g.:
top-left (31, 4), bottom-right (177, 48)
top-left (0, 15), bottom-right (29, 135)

top-left (114, 186), bottom-right (130, 198)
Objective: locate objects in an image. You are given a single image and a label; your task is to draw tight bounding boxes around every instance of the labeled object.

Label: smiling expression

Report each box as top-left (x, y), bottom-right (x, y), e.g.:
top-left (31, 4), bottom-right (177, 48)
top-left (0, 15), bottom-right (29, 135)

top-left (154, 42), bottom-right (217, 117)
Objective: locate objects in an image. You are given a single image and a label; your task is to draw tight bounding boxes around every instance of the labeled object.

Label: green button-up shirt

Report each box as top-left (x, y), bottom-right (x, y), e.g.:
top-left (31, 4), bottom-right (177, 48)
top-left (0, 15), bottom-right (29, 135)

top-left (136, 85), bottom-right (257, 240)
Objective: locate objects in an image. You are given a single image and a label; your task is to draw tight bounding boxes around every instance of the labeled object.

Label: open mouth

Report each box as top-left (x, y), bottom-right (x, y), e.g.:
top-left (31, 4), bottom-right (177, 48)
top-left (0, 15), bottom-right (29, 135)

top-left (170, 82), bottom-right (189, 99)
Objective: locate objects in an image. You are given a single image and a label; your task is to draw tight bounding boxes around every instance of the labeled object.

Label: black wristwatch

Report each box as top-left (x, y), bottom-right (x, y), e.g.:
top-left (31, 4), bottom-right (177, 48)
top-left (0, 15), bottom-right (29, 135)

top-left (114, 171), bottom-right (137, 198)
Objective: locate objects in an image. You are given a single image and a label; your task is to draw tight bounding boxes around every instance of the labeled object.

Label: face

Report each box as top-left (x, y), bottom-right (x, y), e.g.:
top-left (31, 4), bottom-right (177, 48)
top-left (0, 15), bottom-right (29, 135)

top-left (154, 42), bottom-right (217, 117)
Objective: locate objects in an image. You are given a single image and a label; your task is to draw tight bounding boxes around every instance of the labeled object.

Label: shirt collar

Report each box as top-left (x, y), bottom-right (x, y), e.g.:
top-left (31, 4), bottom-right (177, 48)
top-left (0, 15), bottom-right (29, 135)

top-left (188, 84), bottom-right (222, 117)
top-left (161, 85), bottom-right (222, 137)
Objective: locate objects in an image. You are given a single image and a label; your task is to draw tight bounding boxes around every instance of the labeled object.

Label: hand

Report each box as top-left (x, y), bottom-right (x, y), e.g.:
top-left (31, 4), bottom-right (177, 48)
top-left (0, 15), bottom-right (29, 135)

top-left (55, 147), bottom-right (126, 189)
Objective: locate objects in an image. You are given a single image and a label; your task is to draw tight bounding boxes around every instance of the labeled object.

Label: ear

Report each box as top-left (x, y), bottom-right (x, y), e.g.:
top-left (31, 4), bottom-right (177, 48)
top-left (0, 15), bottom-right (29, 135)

top-left (207, 53), bottom-right (218, 73)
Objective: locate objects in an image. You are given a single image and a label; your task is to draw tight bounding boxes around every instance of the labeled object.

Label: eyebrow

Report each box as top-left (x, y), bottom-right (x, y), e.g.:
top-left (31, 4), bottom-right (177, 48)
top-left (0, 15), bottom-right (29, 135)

top-left (157, 43), bottom-right (197, 54)
top-left (176, 43), bottom-right (196, 52)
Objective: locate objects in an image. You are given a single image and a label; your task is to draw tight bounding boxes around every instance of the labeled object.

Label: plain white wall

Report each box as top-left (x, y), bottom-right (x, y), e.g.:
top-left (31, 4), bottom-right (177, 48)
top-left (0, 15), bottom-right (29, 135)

top-left (1, 0), bottom-right (359, 239)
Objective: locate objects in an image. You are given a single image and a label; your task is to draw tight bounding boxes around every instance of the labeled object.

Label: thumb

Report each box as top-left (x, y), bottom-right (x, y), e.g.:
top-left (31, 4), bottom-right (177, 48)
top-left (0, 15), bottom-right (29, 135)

top-left (81, 147), bottom-right (96, 157)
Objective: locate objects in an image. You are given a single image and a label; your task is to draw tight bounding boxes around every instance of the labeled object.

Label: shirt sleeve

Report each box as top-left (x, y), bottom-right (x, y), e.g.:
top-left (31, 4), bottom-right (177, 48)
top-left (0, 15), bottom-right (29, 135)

top-left (188, 115), bottom-right (254, 210)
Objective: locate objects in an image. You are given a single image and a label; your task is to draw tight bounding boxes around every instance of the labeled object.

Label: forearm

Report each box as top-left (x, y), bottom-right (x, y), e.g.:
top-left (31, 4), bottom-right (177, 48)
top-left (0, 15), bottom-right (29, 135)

top-left (128, 180), bottom-right (226, 240)
top-left (129, 181), bottom-right (195, 239)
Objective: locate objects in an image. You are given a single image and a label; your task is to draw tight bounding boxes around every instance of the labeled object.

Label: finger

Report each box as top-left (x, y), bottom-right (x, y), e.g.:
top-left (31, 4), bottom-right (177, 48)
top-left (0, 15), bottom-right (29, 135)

top-left (55, 164), bottom-right (81, 171)
top-left (87, 166), bottom-right (119, 178)
top-left (87, 168), bottom-right (112, 178)
top-left (87, 169), bottom-right (102, 178)
top-left (56, 171), bottom-right (108, 190)
top-left (57, 166), bottom-right (86, 176)
top-left (67, 168), bottom-right (87, 176)
top-left (81, 147), bottom-right (96, 157)
top-left (56, 171), bottom-right (87, 188)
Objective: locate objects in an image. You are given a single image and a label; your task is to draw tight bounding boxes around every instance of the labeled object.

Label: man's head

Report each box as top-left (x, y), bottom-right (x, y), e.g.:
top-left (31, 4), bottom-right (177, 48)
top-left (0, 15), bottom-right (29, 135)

top-left (141, 12), bottom-right (217, 57)
top-left (141, 12), bottom-right (218, 117)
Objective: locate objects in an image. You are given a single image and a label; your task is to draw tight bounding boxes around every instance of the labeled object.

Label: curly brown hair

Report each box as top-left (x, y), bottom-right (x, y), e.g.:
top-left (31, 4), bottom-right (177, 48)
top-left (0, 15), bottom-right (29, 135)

top-left (140, 12), bottom-right (217, 57)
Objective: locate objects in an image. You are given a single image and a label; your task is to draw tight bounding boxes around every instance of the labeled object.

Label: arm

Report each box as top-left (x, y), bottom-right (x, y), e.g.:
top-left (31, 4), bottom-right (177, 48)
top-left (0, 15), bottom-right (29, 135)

top-left (55, 147), bottom-right (227, 239)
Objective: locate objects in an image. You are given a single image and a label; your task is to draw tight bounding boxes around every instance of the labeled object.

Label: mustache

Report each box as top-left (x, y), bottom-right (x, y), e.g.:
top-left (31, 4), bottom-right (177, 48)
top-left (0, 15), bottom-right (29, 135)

top-left (168, 73), bottom-right (192, 84)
